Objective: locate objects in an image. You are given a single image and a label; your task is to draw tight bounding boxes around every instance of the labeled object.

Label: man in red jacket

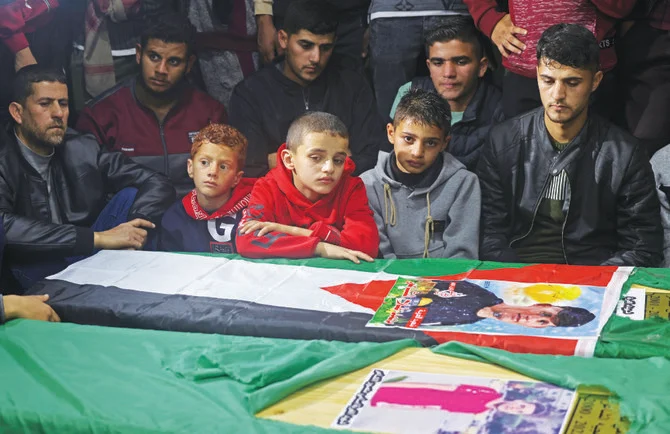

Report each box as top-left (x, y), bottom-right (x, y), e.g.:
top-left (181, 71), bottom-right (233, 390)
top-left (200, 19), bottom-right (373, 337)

top-left (464, 0), bottom-right (636, 118)
top-left (237, 112), bottom-right (379, 263)
top-left (76, 14), bottom-right (228, 197)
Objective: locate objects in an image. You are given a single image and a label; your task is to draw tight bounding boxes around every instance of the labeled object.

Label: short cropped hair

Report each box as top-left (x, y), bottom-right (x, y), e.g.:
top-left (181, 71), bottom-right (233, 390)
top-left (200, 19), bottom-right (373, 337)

top-left (283, 0), bottom-right (338, 36)
top-left (394, 88), bottom-right (452, 136)
top-left (286, 112), bottom-right (349, 151)
top-left (552, 306), bottom-right (596, 327)
top-left (537, 24), bottom-right (600, 71)
top-left (12, 64), bottom-right (67, 105)
top-left (190, 124), bottom-right (248, 168)
top-left (141, 13), bottom-right (196, 56)
top-left (425, 16), bottom-right (485, 59)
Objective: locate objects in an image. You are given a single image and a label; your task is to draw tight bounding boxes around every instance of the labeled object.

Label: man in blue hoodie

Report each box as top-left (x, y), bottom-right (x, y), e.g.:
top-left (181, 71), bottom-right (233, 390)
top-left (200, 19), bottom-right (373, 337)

top-left (389, 17), bottom-right (504, 171)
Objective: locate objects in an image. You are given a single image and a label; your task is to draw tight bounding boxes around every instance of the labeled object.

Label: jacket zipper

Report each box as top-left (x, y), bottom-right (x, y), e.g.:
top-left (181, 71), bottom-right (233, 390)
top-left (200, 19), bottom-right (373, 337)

top-left (560, 178), bottom-right (571, 265)
top-left (154, 106), bottom-right (178, 177)
top-left (159, 120), bottom-right (169, 175)
top-left (139, 81), bottom-right (178, 178)
top-left (37, 170), bottom-right (57, 223)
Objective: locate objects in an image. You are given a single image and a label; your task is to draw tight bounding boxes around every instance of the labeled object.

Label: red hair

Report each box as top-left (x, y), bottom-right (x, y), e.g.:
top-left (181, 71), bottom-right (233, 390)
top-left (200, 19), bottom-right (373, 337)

top-left (190, 124), bottom-right (248, 166)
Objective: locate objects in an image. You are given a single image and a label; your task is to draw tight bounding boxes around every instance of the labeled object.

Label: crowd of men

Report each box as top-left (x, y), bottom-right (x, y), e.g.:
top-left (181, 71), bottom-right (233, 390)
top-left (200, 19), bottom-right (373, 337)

top-left (0, 0), bottom-right (668, 323)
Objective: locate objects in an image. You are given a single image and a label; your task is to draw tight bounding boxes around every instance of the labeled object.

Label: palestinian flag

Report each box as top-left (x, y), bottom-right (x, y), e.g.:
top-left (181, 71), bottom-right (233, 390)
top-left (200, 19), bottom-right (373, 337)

top-left (27, 251), bottom-right (629, 357)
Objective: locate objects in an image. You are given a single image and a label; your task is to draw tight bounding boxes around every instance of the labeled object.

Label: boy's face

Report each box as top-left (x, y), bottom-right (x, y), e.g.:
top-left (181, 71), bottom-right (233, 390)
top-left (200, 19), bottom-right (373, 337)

top-left (187, 141), bottom-right (243, 210)
top-left (388, 119), bottom-right (447, 174)
top-left (281, 132), bottom-right (349, 202)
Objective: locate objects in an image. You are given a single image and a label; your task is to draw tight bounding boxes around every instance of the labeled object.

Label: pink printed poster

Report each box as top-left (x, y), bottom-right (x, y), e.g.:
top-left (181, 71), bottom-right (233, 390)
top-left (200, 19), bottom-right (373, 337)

top-left (333, 369), bottom-right (576, 434)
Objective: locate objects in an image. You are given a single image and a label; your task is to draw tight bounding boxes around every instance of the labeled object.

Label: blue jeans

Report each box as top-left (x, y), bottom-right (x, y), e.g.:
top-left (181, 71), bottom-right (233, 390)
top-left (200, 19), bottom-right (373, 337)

top-left (11, 188), bottom-right (138, 290)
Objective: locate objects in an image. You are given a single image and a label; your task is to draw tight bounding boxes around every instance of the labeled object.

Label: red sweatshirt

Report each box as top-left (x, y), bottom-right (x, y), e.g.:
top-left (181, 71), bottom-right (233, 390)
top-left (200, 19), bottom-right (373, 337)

top-left (463, 0), bottom-right (637, 77)
top-left (0, 0), bottom-right (59, 53)
top-left (236, 144), bottom-right (379, 259)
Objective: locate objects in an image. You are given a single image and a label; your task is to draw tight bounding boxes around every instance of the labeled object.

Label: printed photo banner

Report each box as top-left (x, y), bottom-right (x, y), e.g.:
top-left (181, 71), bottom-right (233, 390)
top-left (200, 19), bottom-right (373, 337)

top-left (332, 369), bottom-right (576, 434)
top-left (35, 251), bottom-right (631, 357)
top-left (367, 277), bottom-right (612, 339)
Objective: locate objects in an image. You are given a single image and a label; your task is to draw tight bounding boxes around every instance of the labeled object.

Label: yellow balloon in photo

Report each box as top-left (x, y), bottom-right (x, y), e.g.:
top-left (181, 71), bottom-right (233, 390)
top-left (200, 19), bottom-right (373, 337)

top-left (523, 284), bottom-right (581, 303)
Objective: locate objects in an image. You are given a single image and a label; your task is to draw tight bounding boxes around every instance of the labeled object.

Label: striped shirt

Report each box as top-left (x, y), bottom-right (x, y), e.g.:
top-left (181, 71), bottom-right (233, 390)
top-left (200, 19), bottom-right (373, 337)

top-left (514, 140), bottom-right (571, 263)
top-left (544, 140), bottom-right (570, 201)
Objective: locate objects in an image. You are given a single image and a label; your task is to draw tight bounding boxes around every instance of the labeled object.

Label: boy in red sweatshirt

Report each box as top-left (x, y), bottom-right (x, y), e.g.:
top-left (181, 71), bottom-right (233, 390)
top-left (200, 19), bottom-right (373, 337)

top-left (237, 112), bottom-right (379, 263)
top-left (159, 124), bottom-right (256, 253)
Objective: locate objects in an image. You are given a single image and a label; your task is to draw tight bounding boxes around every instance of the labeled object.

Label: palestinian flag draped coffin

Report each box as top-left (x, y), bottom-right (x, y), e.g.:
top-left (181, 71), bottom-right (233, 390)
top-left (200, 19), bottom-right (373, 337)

top-left (27, 251), bottom-right (629, 356)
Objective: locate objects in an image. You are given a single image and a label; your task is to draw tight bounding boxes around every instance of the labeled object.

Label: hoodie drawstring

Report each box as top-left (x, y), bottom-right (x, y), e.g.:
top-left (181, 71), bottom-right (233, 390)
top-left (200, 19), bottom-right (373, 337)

top-left (383, 183), bottom-right (397, 226)
top-left (423, 191), bottom-right (434, 258)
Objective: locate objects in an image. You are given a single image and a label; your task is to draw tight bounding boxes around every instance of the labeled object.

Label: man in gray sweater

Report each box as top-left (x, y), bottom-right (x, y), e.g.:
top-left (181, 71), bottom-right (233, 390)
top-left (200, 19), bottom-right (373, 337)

top-left (361, 88), bottom-right (480, 259)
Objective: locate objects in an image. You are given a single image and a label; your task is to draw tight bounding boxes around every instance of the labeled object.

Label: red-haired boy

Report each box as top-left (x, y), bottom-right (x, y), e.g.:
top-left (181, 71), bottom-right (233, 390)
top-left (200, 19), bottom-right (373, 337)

top-left (159, 124), bottom-right (255, 253)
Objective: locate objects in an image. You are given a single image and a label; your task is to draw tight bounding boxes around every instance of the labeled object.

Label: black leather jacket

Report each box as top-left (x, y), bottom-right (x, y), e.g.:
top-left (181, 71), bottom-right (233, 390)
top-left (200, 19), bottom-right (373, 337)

top-left (477, 107), bottom-right (662, 267)
top-left (0, 127), bottom-right (175, 262)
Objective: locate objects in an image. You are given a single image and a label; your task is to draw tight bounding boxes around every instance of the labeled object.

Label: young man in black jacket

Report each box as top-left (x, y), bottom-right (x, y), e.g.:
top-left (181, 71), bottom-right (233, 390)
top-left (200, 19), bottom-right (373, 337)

top-left (0, 65), bottom-right (175, 291)
top-left (389, 17), bottom-right (505, 171)
top-left (230, 0), bottom-right (387, 177)
top-left (477, 24), bottom-right (662, 267)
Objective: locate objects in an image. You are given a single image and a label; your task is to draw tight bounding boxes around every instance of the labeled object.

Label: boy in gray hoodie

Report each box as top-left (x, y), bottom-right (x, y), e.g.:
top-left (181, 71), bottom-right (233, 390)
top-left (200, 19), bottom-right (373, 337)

top-left (361, 88), bottom-right (480, 259)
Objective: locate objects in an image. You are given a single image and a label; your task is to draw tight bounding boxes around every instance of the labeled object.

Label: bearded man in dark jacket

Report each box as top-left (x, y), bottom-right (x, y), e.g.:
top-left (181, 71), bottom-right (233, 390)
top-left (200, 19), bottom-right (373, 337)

top-left (0, 65), bottom-right (175, 291)
top-left (477, 24), bottom-right (662, 267)
top-left (230, 0), bottom-right (387, 177)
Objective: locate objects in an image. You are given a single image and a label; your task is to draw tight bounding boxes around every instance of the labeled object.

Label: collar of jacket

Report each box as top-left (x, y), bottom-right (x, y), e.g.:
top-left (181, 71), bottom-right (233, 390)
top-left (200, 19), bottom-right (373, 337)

top-left (4, 123), bottom-right (73, 179)
top-left (129, 75), bottom-right (191, 121)
top-left (461, 80), bottom-right (495, 123)
top-left (268, 57), bottom-right (330, 94)
top-left (531, 108), bottom-right (595, 175)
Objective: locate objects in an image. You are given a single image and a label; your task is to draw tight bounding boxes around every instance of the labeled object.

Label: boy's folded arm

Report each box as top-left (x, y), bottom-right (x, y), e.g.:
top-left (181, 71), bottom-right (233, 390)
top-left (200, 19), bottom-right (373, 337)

top-left (308, 221), bottom-right (341, 244)
top-left (235, 188), bottom-right (320, 258)
top-left (240, 220), bottom-right (312, 238)
top-left (337, 182), bottom-right (380, 258)
top-left (236, 217), bottom-right (320, 258)
top-left (236, 228), bottom-right (320, 258)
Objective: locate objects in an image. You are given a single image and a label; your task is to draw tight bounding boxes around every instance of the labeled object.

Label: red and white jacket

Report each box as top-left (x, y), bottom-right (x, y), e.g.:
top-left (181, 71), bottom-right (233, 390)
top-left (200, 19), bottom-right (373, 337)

top-left (76, 77), bottom-right (227, 197)
top-left (236, 144), bottom-right (379, 259)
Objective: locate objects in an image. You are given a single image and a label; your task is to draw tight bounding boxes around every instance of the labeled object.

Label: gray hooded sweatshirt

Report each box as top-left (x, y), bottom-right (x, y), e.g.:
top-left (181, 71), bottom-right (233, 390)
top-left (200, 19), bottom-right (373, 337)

top-left (361, 151), bottom-right (480, 259)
